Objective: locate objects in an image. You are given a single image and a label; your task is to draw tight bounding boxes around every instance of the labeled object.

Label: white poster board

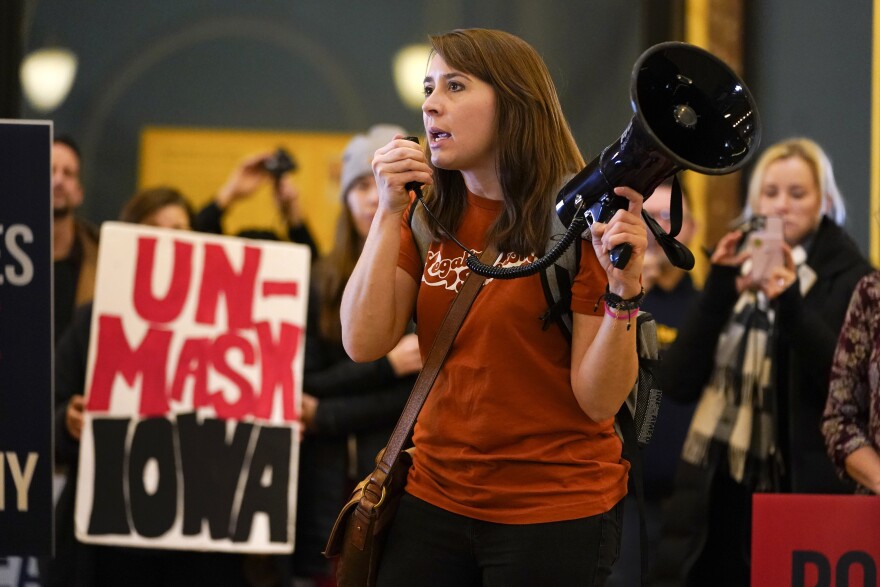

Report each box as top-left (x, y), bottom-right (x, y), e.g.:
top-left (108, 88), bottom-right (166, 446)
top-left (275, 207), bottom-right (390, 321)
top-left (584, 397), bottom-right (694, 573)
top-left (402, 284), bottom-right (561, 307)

top-left (75, 222), bottom-right (309, 553)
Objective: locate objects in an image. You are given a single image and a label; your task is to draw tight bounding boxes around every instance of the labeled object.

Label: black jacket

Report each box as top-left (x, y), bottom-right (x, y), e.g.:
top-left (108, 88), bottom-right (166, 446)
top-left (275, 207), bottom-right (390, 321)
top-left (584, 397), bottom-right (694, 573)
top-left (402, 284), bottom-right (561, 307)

top-left (650, 218), bottom-right (873, 586)
top-left (661, 217), bottom-right (873, 492)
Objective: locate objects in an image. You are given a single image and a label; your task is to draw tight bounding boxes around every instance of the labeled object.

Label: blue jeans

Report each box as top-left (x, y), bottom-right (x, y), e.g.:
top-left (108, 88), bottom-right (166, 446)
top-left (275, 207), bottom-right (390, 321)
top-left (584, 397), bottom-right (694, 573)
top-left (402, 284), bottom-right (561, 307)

top-left (376, 493), bottom-right (623, 587)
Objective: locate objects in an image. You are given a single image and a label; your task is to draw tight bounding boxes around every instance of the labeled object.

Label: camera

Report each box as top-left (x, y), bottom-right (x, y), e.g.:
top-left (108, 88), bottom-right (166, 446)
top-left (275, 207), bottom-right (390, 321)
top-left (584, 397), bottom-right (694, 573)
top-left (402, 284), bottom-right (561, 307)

top-left (262, 148), bottom-right (297, 179)
top-left (741, 215), bottom-right (784, 283)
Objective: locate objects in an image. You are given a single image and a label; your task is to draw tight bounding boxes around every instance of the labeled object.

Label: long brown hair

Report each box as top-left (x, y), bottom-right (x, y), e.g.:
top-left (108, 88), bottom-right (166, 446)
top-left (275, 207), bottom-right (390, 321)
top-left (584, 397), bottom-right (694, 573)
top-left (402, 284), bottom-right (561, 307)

top-left (314, 200), bottom-right (363, 343)
top-left (119, 186), bottom-right (194, 226)
top-left (423, 28), bottom-right (585, 256)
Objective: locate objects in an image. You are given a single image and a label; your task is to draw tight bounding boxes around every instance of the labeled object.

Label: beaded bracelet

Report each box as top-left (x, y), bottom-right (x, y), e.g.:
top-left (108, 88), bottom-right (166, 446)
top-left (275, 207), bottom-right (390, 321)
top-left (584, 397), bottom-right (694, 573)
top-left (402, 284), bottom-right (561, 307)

top-left (594, 285), bottom-right (644, 330)
top-left (602, 285), bottom-right (645, 311)
top-left (604, 304), bottom-right (638, 321)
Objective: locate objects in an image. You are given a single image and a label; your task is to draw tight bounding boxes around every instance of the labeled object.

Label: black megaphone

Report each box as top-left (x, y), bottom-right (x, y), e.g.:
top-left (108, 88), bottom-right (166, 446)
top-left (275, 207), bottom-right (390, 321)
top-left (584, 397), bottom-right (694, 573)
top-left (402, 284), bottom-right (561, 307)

top-left (466, 41), bottom-right (761, 278)
top-left (555, 41), bottom-right (761, 269)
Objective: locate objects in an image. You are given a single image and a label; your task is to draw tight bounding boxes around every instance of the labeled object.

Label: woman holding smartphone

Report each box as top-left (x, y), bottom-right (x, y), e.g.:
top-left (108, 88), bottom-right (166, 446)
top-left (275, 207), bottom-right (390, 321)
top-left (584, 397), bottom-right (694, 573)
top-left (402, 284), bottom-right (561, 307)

top-left (648, 138), bottom-right (873, 587)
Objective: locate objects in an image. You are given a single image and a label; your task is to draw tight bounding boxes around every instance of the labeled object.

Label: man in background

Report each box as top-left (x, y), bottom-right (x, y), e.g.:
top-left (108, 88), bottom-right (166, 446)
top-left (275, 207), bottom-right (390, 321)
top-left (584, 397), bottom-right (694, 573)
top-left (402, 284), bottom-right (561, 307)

top-left (608, 178), bottom-right (700, 586)
top-left (46, 135), bottom-right (98, 587)
top-left (52, 136), bottom-right (98, 341)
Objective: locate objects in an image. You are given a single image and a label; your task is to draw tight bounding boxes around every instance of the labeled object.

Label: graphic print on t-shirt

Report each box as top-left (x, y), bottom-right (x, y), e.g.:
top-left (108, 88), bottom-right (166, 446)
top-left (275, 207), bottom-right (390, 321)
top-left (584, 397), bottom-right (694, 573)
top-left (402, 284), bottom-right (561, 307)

top-left (422, 248), bottom-right (534, 292)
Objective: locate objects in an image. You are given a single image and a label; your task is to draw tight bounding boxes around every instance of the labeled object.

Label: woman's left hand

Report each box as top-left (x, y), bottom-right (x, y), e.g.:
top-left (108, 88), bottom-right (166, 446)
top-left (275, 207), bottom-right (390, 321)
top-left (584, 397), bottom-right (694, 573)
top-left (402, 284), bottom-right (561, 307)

top-left (761, 243), bottom-right (797, 300)
top-left (588, 186), bottom-right (647, 298)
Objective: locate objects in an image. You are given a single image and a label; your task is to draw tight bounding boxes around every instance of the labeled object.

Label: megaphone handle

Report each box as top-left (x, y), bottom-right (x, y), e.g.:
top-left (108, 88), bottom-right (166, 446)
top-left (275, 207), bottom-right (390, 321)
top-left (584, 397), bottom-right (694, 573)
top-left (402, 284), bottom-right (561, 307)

top-left (609, 243), bottom-right (633, 269)
top-left (403, 136), bottom-right (423, 196)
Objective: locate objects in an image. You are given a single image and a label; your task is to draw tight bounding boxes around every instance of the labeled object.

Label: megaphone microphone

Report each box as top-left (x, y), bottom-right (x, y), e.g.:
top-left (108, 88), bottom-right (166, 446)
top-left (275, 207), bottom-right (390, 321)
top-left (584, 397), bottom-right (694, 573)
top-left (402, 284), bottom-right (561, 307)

top-left (465, 41), bottom-right (761, 278)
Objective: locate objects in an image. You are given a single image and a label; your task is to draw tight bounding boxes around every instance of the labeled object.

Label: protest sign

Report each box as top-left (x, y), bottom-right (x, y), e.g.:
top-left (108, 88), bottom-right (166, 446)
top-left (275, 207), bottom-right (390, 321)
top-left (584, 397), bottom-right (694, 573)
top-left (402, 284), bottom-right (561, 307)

top-left (752, 493), bottom-right (880, 586)
top-left (0, 120), bottom-right (53, 557)
top-left (75, 222), bottom-right (308, 553)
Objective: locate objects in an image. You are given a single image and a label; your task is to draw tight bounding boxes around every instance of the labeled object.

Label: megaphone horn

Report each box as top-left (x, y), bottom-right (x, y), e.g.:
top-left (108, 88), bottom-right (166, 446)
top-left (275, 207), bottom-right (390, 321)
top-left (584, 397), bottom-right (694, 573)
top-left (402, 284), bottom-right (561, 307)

top-left (555, 41), bottom-right (761, 269)
top-left (465, 41), bottom-right (760, 279)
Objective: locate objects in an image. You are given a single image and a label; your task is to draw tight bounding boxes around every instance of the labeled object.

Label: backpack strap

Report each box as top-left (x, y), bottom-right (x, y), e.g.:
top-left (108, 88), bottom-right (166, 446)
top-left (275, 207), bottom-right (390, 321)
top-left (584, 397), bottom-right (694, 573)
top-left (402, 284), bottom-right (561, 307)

top-left (538, 208), bottom-right (579, 340)
top-left (617, 404), bottom-right (650, 586)
top-left (538, 175), bottom-right (580, 340)
top-left (616, 310), bottom-right (662, 587)
top-left (409, 197), bottom-right (431, 267)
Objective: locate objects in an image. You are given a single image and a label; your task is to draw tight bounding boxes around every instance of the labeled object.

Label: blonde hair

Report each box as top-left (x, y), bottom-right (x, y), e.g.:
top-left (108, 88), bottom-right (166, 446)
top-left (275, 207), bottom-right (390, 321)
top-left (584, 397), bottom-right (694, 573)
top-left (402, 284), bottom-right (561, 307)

top-left (744, 137), bottom-right (846, 226)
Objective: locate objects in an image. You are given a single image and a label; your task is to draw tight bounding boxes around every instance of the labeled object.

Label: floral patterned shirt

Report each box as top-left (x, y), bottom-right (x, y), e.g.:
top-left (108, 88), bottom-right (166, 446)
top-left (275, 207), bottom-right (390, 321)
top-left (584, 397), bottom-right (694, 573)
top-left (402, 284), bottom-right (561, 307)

top-left (822, 271), bottom-right (880, 493)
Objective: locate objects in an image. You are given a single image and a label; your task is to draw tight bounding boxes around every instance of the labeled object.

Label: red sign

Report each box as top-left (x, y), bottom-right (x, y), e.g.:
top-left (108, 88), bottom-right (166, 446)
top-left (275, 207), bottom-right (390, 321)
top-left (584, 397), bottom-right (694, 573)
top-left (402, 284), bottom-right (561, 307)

top-left (752, 493), bottom-right (880, 586)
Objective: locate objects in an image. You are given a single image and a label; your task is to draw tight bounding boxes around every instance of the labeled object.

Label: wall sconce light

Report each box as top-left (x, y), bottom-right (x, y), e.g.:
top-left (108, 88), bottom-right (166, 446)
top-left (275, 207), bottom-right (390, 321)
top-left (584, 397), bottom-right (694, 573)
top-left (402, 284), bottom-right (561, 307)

top-left (20, 47), bottom-right (78, 113)
top-left (393, 44), bottom-right (432, 111)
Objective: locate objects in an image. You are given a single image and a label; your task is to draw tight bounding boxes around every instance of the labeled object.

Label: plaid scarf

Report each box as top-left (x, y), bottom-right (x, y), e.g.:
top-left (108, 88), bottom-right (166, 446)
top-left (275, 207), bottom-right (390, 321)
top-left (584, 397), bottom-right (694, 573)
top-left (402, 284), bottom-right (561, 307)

top-left (681, 290), bottom-right (780, 491)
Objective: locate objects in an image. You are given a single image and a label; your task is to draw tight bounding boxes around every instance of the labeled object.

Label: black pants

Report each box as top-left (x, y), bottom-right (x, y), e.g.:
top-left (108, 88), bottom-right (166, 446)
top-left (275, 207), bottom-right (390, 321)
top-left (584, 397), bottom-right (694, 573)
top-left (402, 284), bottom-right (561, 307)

top-left (377, 493), bottom-right (623, 587)
top-left (687, 467), bottom-right (751, 587)
top-left (647, 459), bottom-right (751, 587)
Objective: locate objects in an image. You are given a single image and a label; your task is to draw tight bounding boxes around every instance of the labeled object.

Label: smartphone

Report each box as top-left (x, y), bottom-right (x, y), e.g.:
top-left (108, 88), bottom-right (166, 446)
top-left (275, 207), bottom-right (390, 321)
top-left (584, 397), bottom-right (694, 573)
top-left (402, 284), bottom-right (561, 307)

top-left (745, 216), bottom-right (784, 283)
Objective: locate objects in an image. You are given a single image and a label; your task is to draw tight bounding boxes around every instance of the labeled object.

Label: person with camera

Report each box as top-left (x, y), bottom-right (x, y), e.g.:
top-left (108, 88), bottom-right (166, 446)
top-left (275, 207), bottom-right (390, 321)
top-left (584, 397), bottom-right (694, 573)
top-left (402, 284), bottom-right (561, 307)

top-left (194, 150), bottom-right (318, 257)
top-left (648, 138), bottom-right (873, 586)
top-left (52, 188), bottom-right (254, 586)
top-left (341, 28), bottom-right (647, 586)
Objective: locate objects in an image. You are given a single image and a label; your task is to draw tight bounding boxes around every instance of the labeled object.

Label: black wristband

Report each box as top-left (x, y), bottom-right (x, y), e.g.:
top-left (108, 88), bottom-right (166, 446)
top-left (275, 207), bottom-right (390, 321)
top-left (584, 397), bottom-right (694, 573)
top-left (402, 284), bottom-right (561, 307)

top-left (602, 285), bottom-right (645, 311)
top-left (592, 285), bottom-right (644, 331)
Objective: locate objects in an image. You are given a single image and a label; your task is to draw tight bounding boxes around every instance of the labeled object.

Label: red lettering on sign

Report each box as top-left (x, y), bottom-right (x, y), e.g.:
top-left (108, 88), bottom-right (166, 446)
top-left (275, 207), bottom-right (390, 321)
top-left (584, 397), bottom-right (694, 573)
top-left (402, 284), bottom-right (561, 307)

top-left (132, 237), bottom-right (193, 324)
top-left (208, 333), bottom-right (256, 419)
top-left (196, 244), bottom-right (261, 330)
top-left (254, 322), bottom-right (301, 421)
top-left (169, 337), bottom-right (209, 406)
top-left (86, 315), bottom-right (172, 416)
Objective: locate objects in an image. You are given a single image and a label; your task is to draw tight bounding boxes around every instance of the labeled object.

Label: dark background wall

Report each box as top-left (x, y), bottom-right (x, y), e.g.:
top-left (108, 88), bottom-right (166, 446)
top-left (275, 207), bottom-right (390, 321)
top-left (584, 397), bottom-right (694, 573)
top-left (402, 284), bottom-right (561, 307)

top-left (17, 0), bottom-right (643, 225)
top-left (14, 0), bottom-right (876, 256)
top-left (745, 0), bottom-right (873, 253)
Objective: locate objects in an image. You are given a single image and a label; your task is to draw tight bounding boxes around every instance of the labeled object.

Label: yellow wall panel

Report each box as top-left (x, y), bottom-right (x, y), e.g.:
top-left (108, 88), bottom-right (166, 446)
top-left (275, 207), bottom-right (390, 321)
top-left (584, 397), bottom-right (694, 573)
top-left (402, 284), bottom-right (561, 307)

top-left (139, 126), bottom-right (353, 255)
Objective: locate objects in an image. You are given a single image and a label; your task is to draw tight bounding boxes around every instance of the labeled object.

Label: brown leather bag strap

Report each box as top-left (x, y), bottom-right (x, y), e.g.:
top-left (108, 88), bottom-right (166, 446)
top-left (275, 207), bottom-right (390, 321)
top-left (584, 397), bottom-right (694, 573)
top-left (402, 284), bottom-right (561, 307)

top-left (355, 244), bottom-right (498, 518)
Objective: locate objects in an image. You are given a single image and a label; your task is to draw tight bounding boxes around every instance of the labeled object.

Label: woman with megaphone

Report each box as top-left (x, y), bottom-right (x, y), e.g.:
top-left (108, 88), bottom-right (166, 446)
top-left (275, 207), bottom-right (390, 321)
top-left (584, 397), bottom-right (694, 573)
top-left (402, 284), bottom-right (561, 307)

top-left (340, 28), bottom-right (648, 586)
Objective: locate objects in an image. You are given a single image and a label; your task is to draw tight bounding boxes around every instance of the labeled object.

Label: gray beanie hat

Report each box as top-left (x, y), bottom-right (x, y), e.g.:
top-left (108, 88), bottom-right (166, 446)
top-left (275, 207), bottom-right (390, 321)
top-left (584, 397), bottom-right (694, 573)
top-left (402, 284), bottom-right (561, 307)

top-left (340, 124), bottom-right (407, 198)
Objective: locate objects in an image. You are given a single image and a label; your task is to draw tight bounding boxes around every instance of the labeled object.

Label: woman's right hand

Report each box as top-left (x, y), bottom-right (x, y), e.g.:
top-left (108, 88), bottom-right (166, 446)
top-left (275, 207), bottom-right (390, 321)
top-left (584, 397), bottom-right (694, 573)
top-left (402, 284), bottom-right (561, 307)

top-left (215, 151), bottom-right (274, 209)
top-left (66, 394), bottom-right (85, 441)
top-left (710, 230), bottom-right (749, 266)
top-left (371, 136), bottom-right (433, 214)
top-left (710, 230), bottom-right (753, 294)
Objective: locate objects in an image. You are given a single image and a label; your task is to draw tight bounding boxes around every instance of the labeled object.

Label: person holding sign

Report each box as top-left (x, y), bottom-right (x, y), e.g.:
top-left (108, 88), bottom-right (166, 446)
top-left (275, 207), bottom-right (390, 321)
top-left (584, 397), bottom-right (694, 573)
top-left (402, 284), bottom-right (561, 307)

top-left (292, 124), bottom-right (422, 586)
top-left (650, 138), bottom-right (873, 586)
top-left (52, 187), bottom-right (253, 586)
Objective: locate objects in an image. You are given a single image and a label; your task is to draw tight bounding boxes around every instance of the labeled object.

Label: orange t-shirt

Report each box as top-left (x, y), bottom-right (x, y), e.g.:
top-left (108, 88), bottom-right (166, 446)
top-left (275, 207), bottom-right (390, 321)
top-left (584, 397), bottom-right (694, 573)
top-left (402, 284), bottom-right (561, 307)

top-left (398, 193), bottom-right (629, 524)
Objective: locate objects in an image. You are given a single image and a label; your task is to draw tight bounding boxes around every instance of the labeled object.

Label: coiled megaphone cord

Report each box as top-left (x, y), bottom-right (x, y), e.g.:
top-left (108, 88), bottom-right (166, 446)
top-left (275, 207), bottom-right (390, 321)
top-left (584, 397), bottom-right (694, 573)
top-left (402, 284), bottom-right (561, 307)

top-left (415, 194), bottom-right (586, 280)
top-left (465, 214), bottom-right (585, 279)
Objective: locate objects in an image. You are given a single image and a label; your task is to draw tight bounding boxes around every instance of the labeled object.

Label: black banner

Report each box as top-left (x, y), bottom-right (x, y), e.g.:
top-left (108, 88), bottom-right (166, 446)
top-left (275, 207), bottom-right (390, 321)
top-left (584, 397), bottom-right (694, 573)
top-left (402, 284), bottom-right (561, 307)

top-left (0, 120), bottom-right (53, 555)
